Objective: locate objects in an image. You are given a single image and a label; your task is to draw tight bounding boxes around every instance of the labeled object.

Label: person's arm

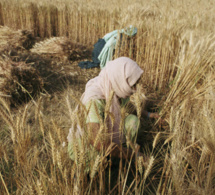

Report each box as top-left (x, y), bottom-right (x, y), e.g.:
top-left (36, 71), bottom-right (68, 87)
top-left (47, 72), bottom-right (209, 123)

top-left (142, 110), bottom-right (160, 119)
top-left (126, 98), bottom-right (160, 120)
top-left (87, 123), bottom-right (145, 160)
top-left (86, 100), bottom-right (147, 160)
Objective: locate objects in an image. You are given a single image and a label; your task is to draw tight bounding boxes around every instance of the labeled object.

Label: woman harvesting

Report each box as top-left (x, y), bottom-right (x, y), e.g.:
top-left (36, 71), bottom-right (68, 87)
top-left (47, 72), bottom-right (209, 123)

top-left (67, 57), bottom-right (159, 172)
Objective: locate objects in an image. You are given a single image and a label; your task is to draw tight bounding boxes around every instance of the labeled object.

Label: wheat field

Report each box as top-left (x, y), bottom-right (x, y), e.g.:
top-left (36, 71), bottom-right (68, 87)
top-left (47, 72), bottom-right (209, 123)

top-left (0, 0), bottom-right (215, 194)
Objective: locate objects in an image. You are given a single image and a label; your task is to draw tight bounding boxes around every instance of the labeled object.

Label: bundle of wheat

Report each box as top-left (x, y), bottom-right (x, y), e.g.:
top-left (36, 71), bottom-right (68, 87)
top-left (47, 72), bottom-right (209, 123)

top-left (30, 37), bottom-right (91, 61)
top-left (0, 56), bottom-right (43, 105)
top-left (0, 26), bottom-right (35, 52)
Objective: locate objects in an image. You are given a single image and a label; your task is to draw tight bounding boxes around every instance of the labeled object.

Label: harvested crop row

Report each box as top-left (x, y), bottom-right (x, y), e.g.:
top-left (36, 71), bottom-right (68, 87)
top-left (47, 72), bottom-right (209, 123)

top-left (0, 26), bottom-right (35, 52)
top-left (30, 37), bottom-right (91, 61)
top-left (0, 56), bottom-right (43, 106)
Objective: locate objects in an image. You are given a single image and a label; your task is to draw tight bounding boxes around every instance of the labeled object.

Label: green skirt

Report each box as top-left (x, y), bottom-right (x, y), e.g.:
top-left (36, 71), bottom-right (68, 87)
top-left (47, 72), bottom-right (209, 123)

top-left (68, 114), bottom-right (140, 173)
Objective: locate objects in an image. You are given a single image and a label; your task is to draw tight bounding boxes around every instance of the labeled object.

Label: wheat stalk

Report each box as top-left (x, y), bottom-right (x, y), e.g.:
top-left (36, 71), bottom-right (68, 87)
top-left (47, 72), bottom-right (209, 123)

top-left (143, 156), bottom-right (154, 181)
top-left (0, 106), bottom-right (16, 143)
top-left (52, 119), bottom-right (63, 142)
top-left (38, 114), bottom-right (45, 137)
top-left (152, 132), bottom-right (161, 149)
top-left (66, 94), bottom-right (75, 122)
top-left (56, 150), bottom-right (63, 172)
top-left (73, 137), bottom-right (80, 165)
top-left (49, 132), bottom-right (56, 166)
top-left (104, 90), bottom-right (114, 117)
top-left (37, 180), bottom-right (45, 195)
top-left (28, 184), bottom-right (34, 195)
top-left (93, 123), bottom-right (105, 149)
top-left (138, 156), bottom-right (144, 175)
top-left (90, 154), bottom-right (100, 179)
top-left (0, 97), bottom-right (10, 114)
top-left (1, 1), bottom-right (215, 194)
top-left (21, 104), bottom-right (29, 129)
top-left (35, 97), bottom-right (42, 121)
top-left (0, 171), bottom-right (9, 195)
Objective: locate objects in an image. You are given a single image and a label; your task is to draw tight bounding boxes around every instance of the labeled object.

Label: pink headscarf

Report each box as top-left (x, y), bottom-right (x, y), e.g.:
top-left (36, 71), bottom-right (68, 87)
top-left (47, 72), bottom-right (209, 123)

top-left (68, 57), bottom-right (143, 144)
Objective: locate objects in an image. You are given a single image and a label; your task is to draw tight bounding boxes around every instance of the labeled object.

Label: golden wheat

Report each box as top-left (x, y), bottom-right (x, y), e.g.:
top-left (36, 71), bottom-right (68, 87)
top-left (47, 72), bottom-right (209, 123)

top-left (36, 180), bottom-right (45, 195)
top-left (90, 154), bottom-right (100, 179)
top-left (49, 132), bottom-right (56, 166)
top-left (143, 156), bottom-right (154, 181)
top-left (0, 25), bottom-right (35, 52)
top-left (0, 0), bottom-right (215, 194)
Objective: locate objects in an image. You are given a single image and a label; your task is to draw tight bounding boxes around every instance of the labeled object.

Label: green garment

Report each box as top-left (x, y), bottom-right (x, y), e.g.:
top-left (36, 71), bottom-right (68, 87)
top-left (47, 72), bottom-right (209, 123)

top-left (85, 98), bottom-right (130, 123)
top-left (68, 98), bottom-right (140, 173)
top-left (98, 26), bottom-right (138, 69)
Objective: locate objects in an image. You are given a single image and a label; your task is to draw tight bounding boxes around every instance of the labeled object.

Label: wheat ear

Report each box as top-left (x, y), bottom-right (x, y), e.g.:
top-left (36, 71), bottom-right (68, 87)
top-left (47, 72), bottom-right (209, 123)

top-left (49, 132), bottom-right (56, 166)
top-left (143, 156), bottom-right (154, 180)
top-left (0, 97), bottom-right (10, 114)
top-left (138, 156), bottom-right (144, 175)
top-left (153, 132), bottom-right (161, 149)
top-left (90, 155), bottom-right (100, 179)
top-left (56, 150), bottom-right (63, 172)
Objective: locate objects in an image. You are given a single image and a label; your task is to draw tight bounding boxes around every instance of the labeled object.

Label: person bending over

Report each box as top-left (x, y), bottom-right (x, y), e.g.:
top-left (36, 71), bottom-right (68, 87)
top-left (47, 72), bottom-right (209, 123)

top-left (67, 57), bottom-right (159, 172)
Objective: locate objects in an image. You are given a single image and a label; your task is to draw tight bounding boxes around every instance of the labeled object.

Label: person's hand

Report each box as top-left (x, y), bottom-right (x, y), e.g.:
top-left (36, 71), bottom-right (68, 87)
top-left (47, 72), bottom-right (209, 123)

top-left (148, 112), bottom-right (167, 126)
top-left (149, 112), bottom-right (160, 119)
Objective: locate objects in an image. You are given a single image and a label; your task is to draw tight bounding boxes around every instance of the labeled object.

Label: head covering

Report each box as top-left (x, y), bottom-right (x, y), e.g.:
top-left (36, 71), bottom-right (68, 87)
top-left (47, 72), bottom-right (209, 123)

top-left (68, 57), bottom-right (143, 144)
top-left (82, 57), bottom-right (143, 102)
top-left (123, 25), bottom-right (138, 37)
top-left (98, 26), bottom-right (137, 69)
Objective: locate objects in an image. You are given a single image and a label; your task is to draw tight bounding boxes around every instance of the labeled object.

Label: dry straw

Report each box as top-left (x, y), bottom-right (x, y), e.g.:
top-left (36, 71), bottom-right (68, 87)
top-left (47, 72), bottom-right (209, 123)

top-left (90, 154), bottom-right (100, 179)
top-left (130, 84), bottom-right (146, 119)
top-left (37, 180), bottom-right (45, 195)
top-left (30, 36), bottom-right (90, 61)
top-left (0, 26), bottom-right (35, 52)
top-left (0, 171), bottom-right (9, 195)
top-left (0, 55), bottom-right (43, 105)
top-left (1, 0), bottom-right (215, 194)
top-left (143, 156), bottom-right (154, 181)
top-left (137, 156), bottom-right (144, 175)
top-left (152, 132), bottom-right (161, 149)
top-left (49, 132), bottom-right (56, 166)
